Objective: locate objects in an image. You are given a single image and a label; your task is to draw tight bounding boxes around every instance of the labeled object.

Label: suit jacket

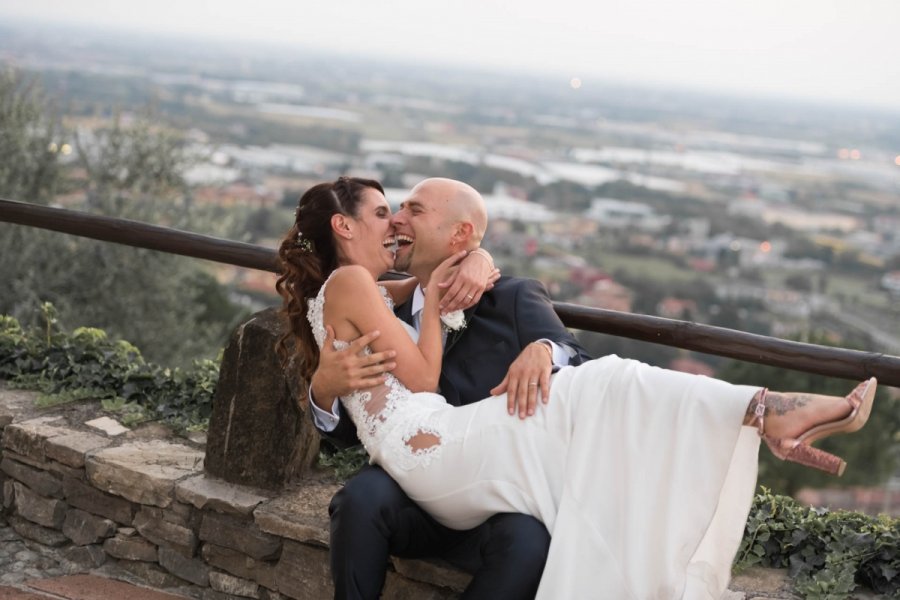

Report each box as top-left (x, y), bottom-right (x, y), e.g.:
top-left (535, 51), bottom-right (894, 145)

top-left (318, 276), bottom-right (592, 447)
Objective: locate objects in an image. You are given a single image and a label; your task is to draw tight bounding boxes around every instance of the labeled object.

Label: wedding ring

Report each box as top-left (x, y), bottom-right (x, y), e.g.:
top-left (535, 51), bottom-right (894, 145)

top-left (528, 381), bottom-right (538, 386)
top-left (465, 294), bottom-right (474, 299)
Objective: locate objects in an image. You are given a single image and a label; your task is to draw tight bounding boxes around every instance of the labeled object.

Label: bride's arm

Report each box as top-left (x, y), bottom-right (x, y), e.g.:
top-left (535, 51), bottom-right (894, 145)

top-left (325, 265), bottom-right (445, 392)
top-left (379, 249), bottom-right (499, 310)
top-left (379, 277), bottom-right (418, 305)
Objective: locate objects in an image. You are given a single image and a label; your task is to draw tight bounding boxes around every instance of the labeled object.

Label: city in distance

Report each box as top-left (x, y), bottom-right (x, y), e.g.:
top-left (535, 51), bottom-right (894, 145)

top-left (2, 21), bottom-right (899, 367)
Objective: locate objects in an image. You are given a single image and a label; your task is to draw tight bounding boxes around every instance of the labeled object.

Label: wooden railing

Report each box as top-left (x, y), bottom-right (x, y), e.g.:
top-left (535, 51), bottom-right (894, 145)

top-left (2, 197), bottom-right (899, 387)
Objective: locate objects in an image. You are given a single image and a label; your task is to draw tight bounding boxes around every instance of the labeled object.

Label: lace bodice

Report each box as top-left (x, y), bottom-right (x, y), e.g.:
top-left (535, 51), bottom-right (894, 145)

top-left (307, 271), bottom-right (450, 470)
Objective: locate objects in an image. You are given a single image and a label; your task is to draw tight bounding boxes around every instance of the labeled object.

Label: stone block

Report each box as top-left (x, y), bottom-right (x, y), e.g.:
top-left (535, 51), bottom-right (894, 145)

top-left (2, 417), bottom-right (70, 462)
top-left (274, 540), bottom-right (332, 600)
top-left (62, 508), bottom-right (117, 545)
top-left (1, 457), bottom-right (63, 498)
top-left (45, 431), bottom-right (112, 468)
top-left (7, 514), bottom-right (68, 546)
top-left (201, 543), bottom-right (278, 592)
top-left (3, 479), bottom-right (15, 510)
top-left (159, 545), bottom-right (211, 587)
top-left (64, 544), bottom-right (107, 568)
top-left (63, 476), bottom-right (136, 524)
top-left (86, 440), bottom-right (205, 508)
top-left (116, 559), bottom-right (190, 589)
top-left (103, 533), bottom-right (158, 561)
top-left (133, 506), bottom-right (198, 557)
top-left (85, 416), bottom-right (130, 436)
top-left (177, 475), bottom-right (273, 516)
top-left (730, 567), bottom-right (794, 596)
top-left (254, 481), bottom-right (338, 546)
top-left (210, 571), bottom-right (261, 599)
top-left (165, 501), bottom-right (201, 530)
top-left (392, 557), bottom-right (471, 593)
top-left (382, 571), bottom-right (459, 600)
top-left (3, 449), bottom-right (84, 482)
top-left (14, 481), bottom-right (67, 528)
top-left (205, 309), bottom-right (320, 490)
top-left (200, 511), bottom-right (281, 561)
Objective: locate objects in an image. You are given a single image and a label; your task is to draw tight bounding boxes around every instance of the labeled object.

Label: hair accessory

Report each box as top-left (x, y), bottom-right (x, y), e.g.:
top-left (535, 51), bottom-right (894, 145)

top-left (295, 231), bottom-right (314, 253)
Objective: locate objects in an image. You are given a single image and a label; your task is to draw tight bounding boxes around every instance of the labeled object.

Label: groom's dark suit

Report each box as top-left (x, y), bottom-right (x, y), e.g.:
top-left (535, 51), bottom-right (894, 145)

top-left (320, 276), bottom-right (591, 599)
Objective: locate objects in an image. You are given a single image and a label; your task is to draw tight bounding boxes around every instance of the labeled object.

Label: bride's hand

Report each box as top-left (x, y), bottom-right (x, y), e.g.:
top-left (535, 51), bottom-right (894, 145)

top-left (437, 249), bottom-right (500, 313)
top-left (427, 251), bottom-right (469, 308)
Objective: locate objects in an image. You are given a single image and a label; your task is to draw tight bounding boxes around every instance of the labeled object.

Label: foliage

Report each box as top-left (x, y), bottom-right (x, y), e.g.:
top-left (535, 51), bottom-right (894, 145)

top-left (318, 446), bottom-right (369, 482)
top-left (0, 72), bottom-right (247, 367)
top-left (718, 339), bottom-right (900, 495)
top-left (0, 69), bottom-right (61, 203)
top-left (0, 305), bottom-right (216, 431)
top-left (736, 488), bottom-right (900, 599)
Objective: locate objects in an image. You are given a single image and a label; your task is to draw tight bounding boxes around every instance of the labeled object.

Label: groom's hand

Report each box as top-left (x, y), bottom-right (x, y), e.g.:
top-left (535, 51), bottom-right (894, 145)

top-left (490, 342), bottom-right (553, 419)
top-left (310, 326), bottom-right (396, 405)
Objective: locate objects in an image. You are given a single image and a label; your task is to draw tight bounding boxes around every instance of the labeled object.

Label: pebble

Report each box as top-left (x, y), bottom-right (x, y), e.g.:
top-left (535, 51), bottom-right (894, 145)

top-left (0, 517), bottom-right (71, 582)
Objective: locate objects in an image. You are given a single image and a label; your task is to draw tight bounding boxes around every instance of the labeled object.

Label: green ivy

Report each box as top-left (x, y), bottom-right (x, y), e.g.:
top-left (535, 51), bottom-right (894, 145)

top-left (0, 306), bottom-right (216, 431)
top-left (737, 488), bottom-right (899, 599)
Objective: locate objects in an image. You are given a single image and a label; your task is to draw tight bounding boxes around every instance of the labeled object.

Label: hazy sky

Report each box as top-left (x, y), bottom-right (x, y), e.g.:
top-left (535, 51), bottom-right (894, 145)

top-left (3, 0), bottom-right (899, 108)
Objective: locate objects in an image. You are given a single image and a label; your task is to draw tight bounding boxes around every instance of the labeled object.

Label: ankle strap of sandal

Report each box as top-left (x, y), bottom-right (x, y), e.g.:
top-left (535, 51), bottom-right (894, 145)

top-left (753, 388), bottom-right (768, 436)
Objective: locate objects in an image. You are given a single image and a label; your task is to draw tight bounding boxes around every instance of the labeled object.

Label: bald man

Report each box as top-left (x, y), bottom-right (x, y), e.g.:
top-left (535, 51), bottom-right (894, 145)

top-left (310, 178), bottom-right (591, 600)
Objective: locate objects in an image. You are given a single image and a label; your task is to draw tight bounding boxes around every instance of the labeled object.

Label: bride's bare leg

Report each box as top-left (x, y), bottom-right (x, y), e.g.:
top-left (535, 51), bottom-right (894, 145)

top-left (741, 378), bottom-right (877, 476)
top-left (741, 390), bottom-right (853, 438)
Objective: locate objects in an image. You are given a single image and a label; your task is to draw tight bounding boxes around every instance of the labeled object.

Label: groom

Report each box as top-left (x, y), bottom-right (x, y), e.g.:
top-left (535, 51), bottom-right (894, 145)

top-left (309, 178), bottom-right (591, 599)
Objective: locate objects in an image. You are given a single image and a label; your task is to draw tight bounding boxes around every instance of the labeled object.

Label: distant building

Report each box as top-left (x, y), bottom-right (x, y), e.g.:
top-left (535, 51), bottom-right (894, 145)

top-left (575, 279), bottom-right (633, 313)
top-left (882, 271), bottom-right (900, 295)
top-left (657, 298), bottom-right (698, 320)
top-left (584, 198), bottom-right (670, 232)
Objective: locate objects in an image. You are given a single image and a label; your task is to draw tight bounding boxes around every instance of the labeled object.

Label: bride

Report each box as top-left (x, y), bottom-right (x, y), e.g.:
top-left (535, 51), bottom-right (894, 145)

top-left (276, 177), bottom-right (876, 599)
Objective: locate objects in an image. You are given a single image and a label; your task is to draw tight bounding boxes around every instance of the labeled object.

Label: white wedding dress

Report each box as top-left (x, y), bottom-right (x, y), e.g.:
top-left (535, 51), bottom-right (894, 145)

top-left (309, 276), bottom-right (762, 600)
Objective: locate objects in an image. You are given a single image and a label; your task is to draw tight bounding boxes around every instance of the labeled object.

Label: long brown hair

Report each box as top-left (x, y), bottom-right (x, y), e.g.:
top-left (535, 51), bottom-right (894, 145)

top-left (275, 177), bottom-right (385, 381)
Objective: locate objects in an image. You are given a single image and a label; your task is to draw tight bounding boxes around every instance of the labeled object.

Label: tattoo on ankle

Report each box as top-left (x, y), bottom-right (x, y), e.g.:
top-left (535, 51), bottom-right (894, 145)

top-left (764, 392), bottom-right (810, 416)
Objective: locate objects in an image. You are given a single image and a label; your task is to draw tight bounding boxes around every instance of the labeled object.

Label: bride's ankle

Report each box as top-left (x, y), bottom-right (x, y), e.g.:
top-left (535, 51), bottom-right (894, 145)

top-left (746, 390), bottom-right (852, 438)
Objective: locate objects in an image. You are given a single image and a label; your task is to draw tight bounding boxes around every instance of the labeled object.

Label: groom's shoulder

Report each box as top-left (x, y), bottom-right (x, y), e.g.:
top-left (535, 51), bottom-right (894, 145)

top-left (483, 276), bottom-right (548, 301)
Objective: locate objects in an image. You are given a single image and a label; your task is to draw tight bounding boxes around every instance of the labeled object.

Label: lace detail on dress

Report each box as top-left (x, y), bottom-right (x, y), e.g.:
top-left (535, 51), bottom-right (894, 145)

top-left (306, 272), bottom-right (449, 471)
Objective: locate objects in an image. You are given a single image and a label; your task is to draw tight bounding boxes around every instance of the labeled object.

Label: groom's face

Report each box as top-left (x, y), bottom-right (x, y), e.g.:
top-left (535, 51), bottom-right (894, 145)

top-left (391, 183), bottom-right (454, 280)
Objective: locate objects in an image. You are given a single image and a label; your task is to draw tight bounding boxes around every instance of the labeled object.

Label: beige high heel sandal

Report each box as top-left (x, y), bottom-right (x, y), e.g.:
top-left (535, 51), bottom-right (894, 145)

top-left (752, 377), bottom-right (877, 476)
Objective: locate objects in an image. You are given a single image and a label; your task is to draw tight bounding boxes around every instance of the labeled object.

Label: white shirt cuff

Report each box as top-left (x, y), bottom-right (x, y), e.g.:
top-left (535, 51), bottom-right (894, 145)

top-left (309, 388), bottom-right (341, 432)
top-left (537, 339), bottom-right (574, 367)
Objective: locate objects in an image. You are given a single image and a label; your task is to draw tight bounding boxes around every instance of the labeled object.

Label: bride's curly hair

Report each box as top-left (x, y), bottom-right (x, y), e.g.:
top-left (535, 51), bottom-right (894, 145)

top-left (275, 177), bottom-right (385, 381)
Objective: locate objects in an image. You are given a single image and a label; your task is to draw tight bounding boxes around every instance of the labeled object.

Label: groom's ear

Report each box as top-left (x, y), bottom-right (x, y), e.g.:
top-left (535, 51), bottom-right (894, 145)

top-left (450, 221), bottom-right (475, 245)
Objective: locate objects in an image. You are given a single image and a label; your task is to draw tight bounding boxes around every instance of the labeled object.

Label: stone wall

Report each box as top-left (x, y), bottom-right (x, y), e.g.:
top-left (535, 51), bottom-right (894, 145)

top-left (0, 388), bottom-right (471, 599)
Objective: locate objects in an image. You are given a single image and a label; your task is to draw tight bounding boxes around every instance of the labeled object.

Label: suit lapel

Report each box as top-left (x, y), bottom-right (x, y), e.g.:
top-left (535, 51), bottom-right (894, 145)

top-left (443, 306), bottom-right (476, 355)
top-left (395, 299), bottom-right (414, 325)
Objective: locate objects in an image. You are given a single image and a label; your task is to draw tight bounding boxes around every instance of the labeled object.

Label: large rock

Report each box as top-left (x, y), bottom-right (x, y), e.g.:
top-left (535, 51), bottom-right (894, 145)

top-left (7, 513), bottom-right (68, 546)
top-left (1, 457), bottom-right (63, 498)
top-left (176, 475), bottom-right (273, 516)
top-left (2, 417), bottom-right (70, 462)
top-left (63, 476), bottom-right (136, 524)
top-left (86, 440), bottom-right (205, 507)
top-left (45, 431), bottom-right (111, 468)
top-left (14, 481), bottom-right (67, 528)
top-left (253, 480), bottom-right (339, 546)
top-left (199, 511), bottom-right (282, 561)
top-left (103, 532), bottom-right (159, 561)
top-left (62, 508), bottom-right (117, 545)
top-left (159, 545), bottom-right (211, 586)
top-left (201, 543), bottom-right (278, 591)
top-left (273, 541), bottom-right (333, 600)
top-left (205, 309), bottom-right (319, 490)
top-left (133, 506), bottom-right (198, 557)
